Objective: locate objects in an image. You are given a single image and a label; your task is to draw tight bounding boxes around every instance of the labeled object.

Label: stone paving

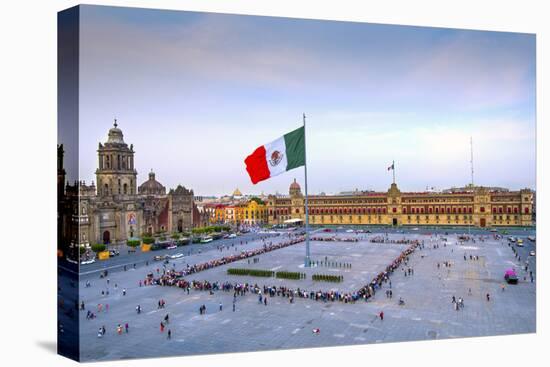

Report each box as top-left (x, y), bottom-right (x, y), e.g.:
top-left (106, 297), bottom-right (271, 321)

top-left (77, 230), bottom-right (536, 361)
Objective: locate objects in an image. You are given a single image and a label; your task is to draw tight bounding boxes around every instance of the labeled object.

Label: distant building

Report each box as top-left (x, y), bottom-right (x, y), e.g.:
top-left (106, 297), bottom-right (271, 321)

top-left (265, 179), bottom-right (533, 228)
top-left (74, 122), bottom-right (195, 246)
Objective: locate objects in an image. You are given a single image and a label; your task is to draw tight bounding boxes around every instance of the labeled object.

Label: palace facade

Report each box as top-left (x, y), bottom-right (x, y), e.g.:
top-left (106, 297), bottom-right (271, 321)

top-left (266, 179), bottom-right (534, 228)
top-left (73, 122), bottom-right (195, 246)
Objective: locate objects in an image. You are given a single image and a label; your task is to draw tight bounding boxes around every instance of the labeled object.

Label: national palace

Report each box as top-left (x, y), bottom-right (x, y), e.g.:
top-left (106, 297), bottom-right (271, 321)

top-left (264, 180), bottom-right (533, 228)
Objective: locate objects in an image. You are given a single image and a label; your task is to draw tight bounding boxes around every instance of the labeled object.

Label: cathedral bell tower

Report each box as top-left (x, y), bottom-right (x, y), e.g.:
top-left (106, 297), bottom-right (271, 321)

top-left (95, 119), bottom-right (137, 197)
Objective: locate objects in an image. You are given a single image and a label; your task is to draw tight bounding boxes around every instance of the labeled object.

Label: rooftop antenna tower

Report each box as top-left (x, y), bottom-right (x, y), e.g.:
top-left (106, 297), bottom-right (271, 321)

top-left (470, 136), bottom-right (474, 188)
top-left (469, 136), bottom-right (474, 235)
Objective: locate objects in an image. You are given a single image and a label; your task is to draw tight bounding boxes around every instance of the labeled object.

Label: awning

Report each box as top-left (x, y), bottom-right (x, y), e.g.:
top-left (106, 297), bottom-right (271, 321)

top-left (284, 218), bottom-right (303, 224)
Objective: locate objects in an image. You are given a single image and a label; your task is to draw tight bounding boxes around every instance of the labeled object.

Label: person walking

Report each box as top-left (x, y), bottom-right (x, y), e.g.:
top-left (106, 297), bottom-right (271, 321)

top-left (125, 323), bottom-right (129, 333)
top-left (379, 311), bottom-right (384, 321)
top-left (167, 329), bottom-right (171, 340)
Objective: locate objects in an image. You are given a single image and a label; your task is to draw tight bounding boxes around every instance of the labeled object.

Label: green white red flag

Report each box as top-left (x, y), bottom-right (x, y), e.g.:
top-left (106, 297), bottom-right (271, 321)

top-left (244, 126), bottom-right (305, 184)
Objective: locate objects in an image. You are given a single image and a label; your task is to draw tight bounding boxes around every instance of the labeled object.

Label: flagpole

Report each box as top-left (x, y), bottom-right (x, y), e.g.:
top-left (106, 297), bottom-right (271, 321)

top-left (303, 113), bottom-right (311, 267)
top-left (392, 160), bottom-right (395, 184)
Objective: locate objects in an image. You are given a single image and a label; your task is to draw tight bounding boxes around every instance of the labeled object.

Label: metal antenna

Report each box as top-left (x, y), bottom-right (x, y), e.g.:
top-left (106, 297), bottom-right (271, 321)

top-left (470, 136), bottom-right (474, 187)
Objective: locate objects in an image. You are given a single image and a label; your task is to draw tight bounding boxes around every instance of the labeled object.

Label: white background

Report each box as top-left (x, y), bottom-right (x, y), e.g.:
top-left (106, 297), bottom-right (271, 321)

top-left (0, 0), bottom-right (547, 366)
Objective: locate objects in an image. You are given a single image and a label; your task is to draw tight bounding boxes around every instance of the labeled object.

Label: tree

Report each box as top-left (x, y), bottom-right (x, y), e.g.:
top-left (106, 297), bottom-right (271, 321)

top-left (91, 243), bottom-right (106, 253)
top-left (127, 239), bottom-right (140, 248)
top-left (142, 236), bottom-right (155, 245)
top-left (249, 197), bottom-right (265, 205)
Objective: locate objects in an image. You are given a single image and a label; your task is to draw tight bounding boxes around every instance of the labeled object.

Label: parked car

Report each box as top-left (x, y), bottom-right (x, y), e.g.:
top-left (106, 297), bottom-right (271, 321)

top-left (109, 249), bottom-right (120, 257)
top-left (80, 258), bottom-right (95, 265)
top-left (170, 253), bottom-right (184, 259)
top-left (529, 250), bottom-right (536, 256)
top-left (166, 244), bottom-right (177, 250)
top-left (228, 233), bottom-right (237, 238)
top-left (153, 255), bottom-right (168, 261)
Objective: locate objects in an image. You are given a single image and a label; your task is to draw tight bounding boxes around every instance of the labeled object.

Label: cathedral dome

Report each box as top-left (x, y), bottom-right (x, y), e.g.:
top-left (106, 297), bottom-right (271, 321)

top-left (107, 119), bottom-right (125, 144)
top-left (232, 188), bottom-right (242, 197)
top-left (138, 170), bottom-right (166, 196)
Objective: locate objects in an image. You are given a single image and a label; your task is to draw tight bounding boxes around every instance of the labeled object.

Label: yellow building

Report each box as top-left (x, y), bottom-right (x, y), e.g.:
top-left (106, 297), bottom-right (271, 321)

top-left (267, 180), bottom-right (533, 228)
top-left (241, 199), bottom-right (268, 225)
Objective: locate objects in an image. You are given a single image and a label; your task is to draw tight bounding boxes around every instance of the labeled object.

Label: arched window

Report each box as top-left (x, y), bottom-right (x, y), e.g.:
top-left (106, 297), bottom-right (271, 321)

top-left (104, 183), bottom-right (109, 195)
top-left (403, 207), bottom-right (407, 214)
top-left (524, 207), bottom-right (529, 214)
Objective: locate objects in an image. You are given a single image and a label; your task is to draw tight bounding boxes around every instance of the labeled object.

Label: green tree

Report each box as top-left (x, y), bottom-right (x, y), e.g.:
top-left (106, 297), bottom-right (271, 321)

top-left (127, 239), bottom-right (140, 248)
top-left (91, 243), bottom-right (106, 253)
top-left (142, 236), bottom-right (155, 245)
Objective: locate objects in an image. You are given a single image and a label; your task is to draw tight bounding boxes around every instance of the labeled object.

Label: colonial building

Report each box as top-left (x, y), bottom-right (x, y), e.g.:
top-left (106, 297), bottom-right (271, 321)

top-left (266, 179), bottom-right (534, 228)
top-left (76, 122), bottom-right (194, 246)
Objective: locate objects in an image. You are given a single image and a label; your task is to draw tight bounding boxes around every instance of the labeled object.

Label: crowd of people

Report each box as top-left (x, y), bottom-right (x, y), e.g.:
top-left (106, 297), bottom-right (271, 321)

top-left (143, 237), bottom-right (424, 306)
top-left (310, 236), bottom-right (359, 242)
top-left (370, 236), bottom-right (420, 244)
top-left (357, 240), bottom-right (423, 300)
top-left (149, 234), bottom-right (306, 286)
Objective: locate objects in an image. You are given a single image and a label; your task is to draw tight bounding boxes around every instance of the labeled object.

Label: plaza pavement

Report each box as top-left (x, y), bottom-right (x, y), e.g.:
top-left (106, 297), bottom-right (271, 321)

top-left (77, 230), bottom-right (536, 361)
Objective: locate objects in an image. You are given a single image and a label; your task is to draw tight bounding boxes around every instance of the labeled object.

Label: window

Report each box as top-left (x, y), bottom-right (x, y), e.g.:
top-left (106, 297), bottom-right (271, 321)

top-left (480, 207), bottom-right (485, 213)
top-left (524, 207), bottom-right (529, 214)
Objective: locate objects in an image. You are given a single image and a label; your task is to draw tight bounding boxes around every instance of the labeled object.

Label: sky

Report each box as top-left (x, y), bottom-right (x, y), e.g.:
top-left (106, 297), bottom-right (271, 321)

top-left (75, 5), bottom-right (536, 197)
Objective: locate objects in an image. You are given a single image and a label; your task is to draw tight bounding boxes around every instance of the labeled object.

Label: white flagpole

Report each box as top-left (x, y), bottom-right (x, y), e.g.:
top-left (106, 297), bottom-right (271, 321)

top-left (392, 160), bottom-right (396, 184)
top-left (303, 113), bottom-right (311, 266)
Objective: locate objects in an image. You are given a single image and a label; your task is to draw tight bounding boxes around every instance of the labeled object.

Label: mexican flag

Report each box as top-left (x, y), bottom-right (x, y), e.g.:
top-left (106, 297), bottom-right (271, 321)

top-left (244, 126), bottom-right (305, 184)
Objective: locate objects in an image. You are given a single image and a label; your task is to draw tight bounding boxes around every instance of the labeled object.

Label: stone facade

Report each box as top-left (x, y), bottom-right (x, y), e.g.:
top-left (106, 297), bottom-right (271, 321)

top-left (76, 122), bottom-right (194, 246)
top-left (267, 180), bottom-right (534, 228)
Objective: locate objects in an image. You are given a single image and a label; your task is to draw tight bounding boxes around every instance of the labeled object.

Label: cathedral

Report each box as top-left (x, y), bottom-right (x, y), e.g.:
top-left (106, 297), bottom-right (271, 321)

top-left (76, 121), bottom-right (195, 246)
